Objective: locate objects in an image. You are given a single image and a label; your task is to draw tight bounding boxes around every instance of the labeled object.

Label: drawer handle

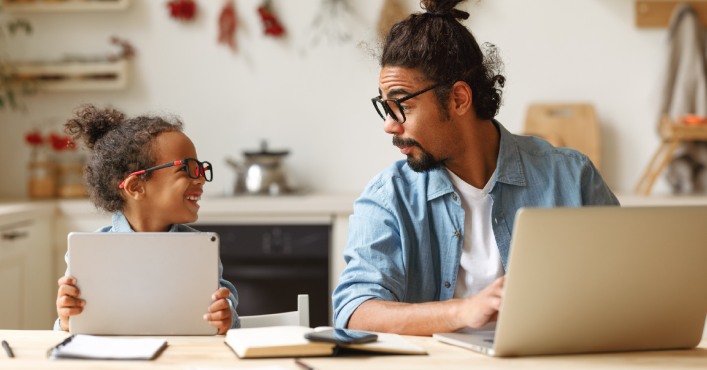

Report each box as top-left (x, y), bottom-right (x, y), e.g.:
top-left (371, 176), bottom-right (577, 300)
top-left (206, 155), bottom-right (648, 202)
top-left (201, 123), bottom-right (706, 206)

top-left (1, 231), bottom-right (28, 241)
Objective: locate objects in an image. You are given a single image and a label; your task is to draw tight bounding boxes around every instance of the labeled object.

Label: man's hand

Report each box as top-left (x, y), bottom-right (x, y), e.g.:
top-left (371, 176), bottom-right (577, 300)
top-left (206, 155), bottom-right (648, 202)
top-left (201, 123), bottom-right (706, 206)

top-left (457, 276), bottom-right (505, 329)
top-left (349, 276), bottom-right (505, 335)
top-left (204, 287), bottom-right (232, 334)
top-left (56, 276), bottom-right (84, 331)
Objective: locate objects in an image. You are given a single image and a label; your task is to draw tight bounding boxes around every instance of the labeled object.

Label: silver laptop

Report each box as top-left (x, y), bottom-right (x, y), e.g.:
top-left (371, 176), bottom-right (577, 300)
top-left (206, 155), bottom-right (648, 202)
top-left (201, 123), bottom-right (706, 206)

top-left (67, 232), bottom-right (220, 335)
top-left (434, 206), bottom-right (707, 357)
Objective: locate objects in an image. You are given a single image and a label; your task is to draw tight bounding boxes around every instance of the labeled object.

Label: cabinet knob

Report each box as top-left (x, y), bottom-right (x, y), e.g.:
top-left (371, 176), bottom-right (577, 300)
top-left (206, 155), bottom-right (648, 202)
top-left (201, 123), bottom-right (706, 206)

top-left (1, 231), bottom-right (29, 241)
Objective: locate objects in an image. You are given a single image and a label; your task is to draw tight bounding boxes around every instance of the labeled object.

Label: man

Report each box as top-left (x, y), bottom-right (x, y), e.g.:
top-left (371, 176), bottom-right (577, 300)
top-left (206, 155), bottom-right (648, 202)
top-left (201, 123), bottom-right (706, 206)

top-left (332, 0), bottom-right (619, 336)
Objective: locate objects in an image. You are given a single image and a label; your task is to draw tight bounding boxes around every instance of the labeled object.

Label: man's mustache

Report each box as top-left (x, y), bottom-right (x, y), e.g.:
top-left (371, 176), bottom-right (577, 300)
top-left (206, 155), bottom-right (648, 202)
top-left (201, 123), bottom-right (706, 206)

top-left (392, 136), bottom-right (421, 148)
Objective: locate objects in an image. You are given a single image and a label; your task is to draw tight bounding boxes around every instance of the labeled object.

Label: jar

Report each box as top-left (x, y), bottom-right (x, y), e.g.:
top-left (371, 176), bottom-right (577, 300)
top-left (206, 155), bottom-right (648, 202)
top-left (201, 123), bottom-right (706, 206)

top-left (56, 159), bottom-right (88, 198)
top-left (28, 161), bottom-right (56, 198)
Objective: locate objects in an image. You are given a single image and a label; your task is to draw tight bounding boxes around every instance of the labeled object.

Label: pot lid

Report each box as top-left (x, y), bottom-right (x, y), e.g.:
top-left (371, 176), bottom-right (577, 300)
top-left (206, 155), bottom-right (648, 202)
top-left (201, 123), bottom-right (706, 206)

top-left (243, 140), bottom-right (289, 157)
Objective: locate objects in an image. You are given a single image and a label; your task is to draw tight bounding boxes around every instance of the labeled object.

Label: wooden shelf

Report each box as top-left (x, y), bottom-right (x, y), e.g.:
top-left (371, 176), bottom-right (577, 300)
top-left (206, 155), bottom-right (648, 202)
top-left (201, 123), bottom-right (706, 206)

top-left (11, 59), bottom-right (128, 91)
top-left (1, 0), bottom-right (130, 12)
top-left (635, 0), bottom-right (707, 28)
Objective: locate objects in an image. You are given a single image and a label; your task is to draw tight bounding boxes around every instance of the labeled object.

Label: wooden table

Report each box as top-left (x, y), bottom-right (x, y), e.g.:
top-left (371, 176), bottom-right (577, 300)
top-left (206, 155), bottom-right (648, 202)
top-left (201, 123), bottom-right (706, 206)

top-left (0, 330), bottom-right (705, 369)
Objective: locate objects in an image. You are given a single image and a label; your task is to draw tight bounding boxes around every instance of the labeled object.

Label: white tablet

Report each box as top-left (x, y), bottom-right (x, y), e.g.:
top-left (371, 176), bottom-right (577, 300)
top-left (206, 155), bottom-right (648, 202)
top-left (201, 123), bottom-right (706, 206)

top-left (67, 232), bottom-right (220, 335)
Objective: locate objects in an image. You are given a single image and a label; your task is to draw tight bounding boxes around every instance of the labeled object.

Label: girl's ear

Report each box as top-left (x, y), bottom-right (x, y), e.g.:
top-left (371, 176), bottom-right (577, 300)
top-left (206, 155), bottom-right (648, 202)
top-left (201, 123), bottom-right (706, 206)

top-left (122, 176), bottom-right (146, 200)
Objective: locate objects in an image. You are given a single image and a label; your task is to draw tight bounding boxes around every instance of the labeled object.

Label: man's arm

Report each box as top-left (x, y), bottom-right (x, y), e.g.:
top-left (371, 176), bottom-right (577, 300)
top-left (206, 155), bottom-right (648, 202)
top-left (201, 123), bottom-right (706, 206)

top-left (347, 276), bottom-right (504, 336)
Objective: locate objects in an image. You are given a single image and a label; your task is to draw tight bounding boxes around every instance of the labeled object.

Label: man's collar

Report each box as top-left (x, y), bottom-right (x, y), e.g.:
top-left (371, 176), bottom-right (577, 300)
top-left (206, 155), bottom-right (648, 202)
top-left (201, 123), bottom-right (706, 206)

top-left (494, 120), bottom-right (527, 187)
top-left (425, 120), bottom-right (527, 200)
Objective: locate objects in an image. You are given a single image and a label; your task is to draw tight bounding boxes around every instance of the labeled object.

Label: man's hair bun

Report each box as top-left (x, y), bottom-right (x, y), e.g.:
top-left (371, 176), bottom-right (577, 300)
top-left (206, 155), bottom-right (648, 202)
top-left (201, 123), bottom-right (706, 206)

top-left (420, 0), bottom-right (469, 20)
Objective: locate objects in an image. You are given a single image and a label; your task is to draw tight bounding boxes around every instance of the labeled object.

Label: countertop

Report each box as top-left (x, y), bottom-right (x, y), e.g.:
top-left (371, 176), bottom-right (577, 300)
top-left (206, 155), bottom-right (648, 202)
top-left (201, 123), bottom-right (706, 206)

top-left (4, 192), bottom-right (707, 219)
top-left (0, 193), bottom-right (359, 218)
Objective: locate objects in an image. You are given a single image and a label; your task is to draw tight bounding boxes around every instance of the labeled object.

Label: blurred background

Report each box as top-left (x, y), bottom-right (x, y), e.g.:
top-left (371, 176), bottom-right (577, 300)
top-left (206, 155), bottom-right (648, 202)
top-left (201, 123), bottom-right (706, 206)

top-left (0, 0), bottom-right (682, 198)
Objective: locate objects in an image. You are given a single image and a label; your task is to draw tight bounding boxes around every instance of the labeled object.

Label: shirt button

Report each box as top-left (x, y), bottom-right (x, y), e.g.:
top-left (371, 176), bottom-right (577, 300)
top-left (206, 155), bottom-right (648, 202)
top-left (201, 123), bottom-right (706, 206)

top-left (454, 230), bottom-right (461, 237)
top-left (452, 194), bottom-right (458, 201)
top-left (444, 281), bottom-right (451, 288)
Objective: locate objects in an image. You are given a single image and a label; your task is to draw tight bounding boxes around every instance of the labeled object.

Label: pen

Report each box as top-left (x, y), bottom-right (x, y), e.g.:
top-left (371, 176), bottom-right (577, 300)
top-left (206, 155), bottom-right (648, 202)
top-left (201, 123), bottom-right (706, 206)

top-left (294, 358), bottom-right (314, 370)
top-left (2, 340), bottom-right (14, 358)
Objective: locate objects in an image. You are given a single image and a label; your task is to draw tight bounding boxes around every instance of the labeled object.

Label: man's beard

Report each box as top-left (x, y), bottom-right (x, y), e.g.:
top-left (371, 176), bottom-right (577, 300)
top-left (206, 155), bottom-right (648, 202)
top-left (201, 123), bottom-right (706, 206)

top-left (392, 136), bottom-right (443, 172)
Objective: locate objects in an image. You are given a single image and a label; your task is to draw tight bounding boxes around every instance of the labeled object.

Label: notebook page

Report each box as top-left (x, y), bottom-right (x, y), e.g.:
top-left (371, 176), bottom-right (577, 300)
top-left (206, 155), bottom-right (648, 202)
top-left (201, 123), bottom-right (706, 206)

top-left (50, 335), bottom-right (167, 360)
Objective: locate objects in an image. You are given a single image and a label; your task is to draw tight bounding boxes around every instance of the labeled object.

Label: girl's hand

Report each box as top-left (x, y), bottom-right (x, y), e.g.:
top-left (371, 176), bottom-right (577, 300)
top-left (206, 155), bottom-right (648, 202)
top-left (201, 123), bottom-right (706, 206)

top-left (56, 276), bottom-right (84, 331)
top-left (204, 287), bottom-right (232, 334)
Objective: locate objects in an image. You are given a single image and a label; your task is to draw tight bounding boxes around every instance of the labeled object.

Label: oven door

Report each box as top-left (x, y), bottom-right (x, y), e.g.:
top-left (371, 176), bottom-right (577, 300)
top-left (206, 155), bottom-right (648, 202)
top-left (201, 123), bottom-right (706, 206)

top-left (194, 224), bottom-right (331, 327)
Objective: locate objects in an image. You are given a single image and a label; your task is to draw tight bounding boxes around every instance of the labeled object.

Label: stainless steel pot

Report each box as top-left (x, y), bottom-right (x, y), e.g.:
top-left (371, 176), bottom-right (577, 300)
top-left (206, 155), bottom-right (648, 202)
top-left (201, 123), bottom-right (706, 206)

top-left (226, 141), bottom-right (290, 195)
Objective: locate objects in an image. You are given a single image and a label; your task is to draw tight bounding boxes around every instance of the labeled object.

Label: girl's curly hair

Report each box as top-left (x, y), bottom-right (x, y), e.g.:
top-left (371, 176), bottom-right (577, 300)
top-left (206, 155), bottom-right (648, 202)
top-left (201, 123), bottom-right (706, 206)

top-left (64, 104), bottom-right (183, 212)
top-left (381, 0), bottom-right (505, 120)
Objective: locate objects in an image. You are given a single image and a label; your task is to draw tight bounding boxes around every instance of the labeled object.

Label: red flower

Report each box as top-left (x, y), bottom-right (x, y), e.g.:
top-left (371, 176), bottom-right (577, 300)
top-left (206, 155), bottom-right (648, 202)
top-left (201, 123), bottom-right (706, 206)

top-left (168, 0), bottom-right (197, 21)
top-left (49, 133), bottom-right (70, 151)
top-left (25, 131), bottom-right (44, 146)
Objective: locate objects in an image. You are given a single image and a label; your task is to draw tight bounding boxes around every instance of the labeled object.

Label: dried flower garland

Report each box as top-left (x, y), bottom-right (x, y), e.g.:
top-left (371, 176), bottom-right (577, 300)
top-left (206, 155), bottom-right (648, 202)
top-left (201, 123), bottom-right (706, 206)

top-left (167, 0), bottom-right (197, 21)
top-left (257, 0), bottom-right (285, 37)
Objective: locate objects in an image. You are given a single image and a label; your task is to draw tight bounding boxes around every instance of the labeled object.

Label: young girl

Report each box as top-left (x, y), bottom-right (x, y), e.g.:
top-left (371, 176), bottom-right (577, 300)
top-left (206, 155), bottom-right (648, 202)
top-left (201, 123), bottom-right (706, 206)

top-left (54, 104), bottom-right (240, 333)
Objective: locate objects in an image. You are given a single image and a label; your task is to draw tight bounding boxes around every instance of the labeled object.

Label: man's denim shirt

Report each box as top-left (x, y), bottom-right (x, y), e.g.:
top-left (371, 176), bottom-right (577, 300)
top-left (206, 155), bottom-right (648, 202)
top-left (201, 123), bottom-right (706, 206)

top-left (53, 210), bottom-right (240, 330)
top-left (332, 120), bottom-right (619, 328)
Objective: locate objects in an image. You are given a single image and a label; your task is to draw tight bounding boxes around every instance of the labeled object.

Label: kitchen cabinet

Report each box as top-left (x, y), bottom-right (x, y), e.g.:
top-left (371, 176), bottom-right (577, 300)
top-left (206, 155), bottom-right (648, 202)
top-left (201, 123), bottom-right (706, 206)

top-left (54, 201), bottom-right (110, 277)
top-left (0, 227), bottom-right (24, 329)
top-left (0, 203), bottom-right (55, 329)
top-left (1, 0), bottom-right (131, 12)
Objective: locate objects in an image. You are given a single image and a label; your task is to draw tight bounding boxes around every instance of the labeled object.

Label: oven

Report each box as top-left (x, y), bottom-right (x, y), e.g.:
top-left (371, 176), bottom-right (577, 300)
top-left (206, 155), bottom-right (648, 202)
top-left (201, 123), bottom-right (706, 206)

top-left (193, 223), bottom-right (331, 327)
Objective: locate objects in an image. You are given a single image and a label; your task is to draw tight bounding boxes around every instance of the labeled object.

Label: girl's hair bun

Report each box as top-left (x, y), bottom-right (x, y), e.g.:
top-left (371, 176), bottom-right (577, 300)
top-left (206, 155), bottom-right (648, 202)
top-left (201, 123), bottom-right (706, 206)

top-left (65, 104), bottom-right (125, 149)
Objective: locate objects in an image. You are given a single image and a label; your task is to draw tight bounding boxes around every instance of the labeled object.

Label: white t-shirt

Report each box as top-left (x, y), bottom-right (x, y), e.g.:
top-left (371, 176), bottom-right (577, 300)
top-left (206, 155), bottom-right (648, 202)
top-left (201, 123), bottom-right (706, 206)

top-left (446, 169), bottom-right (504, 299)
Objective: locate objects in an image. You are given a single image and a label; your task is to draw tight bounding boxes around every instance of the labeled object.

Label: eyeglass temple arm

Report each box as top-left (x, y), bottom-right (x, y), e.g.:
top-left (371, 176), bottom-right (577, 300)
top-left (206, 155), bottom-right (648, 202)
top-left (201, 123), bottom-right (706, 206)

top-left (118, 160), bottom-right (184, 189)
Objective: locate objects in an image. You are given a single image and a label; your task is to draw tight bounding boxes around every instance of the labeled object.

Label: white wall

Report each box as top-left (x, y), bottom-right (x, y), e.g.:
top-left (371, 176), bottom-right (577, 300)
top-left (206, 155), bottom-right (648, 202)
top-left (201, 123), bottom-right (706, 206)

top-left (0, 0), bottom-right (672, 198)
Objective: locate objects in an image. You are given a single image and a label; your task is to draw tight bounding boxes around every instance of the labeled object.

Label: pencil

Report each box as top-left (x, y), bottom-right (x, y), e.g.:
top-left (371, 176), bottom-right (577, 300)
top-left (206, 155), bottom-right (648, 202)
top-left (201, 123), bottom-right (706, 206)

top-left (294, 358), bottom-right (314, 370)
top-left (2, 340), bottom-right (14, 358)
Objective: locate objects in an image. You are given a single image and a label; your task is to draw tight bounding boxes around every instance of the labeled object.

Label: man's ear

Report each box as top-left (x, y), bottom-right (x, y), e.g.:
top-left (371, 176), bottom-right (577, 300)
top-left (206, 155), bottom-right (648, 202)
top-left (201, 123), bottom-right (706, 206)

top-left (122, 176), bottom-right (146, 200)
top-left (449, 80), bottom-right (473, 116)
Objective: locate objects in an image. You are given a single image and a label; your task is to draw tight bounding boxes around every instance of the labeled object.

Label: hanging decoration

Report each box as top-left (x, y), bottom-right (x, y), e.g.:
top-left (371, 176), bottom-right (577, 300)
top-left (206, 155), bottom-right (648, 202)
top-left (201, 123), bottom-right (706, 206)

top-left (218, 0), bottom-right (238, 50)
top-left (167, 0), bottom-right (197, 21)
top-left (307, 0), bottom-right (360, 47)
top-left (377, 0), bottom-right (407, 41)
top-left (257, 0), bottom-right (285, 37)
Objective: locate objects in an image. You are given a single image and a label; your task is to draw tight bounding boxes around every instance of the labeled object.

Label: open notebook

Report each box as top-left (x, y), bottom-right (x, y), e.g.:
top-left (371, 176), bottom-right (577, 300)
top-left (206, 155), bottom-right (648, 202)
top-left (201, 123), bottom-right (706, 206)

top-left (48, 335), bottom-right (167, 360)
top-left (225, 326), bottom-right (426, 358)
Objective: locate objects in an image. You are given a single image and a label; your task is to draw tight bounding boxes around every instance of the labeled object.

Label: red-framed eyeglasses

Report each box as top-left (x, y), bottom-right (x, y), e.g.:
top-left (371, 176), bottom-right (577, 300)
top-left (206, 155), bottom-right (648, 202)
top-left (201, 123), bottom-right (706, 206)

top-left (118, 158), bottom-right (213, 189)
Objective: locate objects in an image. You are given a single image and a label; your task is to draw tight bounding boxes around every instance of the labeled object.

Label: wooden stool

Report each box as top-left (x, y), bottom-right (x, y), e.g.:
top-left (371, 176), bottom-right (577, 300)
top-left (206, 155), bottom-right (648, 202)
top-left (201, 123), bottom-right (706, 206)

top-left (634, 115), bottom-right (707, 195)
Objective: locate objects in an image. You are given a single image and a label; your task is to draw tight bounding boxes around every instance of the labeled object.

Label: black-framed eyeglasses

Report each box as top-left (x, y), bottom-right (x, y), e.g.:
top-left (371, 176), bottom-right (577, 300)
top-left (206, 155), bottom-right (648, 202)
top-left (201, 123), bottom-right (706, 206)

top-left (371, 83), bottom-right (442, 124)
top-left (118, 158), bottom-right (213, 189)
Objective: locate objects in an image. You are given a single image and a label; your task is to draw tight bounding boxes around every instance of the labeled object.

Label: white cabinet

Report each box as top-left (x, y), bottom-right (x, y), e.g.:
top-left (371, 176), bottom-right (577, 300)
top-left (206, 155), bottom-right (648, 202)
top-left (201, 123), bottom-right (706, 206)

top-left (54, 201), bottom-right (111, 277)
top-left (0, 204), bottom-right (54, 329)
top-left (0, 226), bottom-right (25, 329)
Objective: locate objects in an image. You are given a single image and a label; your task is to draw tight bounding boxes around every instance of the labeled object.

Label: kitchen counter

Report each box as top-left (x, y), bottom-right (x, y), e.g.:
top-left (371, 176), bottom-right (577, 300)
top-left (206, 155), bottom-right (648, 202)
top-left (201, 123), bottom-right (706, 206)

top-left (50, 193), bottom-right (357, 219)
top-left (6, 192), bottom-right (707, 216)
top-left (0, 200), bottom-right (55, 218)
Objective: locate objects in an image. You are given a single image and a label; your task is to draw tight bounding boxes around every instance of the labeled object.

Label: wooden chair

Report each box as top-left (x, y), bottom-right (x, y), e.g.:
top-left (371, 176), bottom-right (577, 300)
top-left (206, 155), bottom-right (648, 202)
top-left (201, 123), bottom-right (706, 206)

top-left (238, 294), bottom-right (310, 328)
top-left (634, 115), bottom-right (707, 195)
top-left (524, 103), bottom-right (602, 171)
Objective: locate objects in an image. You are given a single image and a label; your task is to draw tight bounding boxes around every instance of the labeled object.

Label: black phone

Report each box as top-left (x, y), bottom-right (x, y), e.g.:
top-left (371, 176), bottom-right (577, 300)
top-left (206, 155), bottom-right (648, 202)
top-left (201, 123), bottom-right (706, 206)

top-left (304, 328), bottom-right (378, 345)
